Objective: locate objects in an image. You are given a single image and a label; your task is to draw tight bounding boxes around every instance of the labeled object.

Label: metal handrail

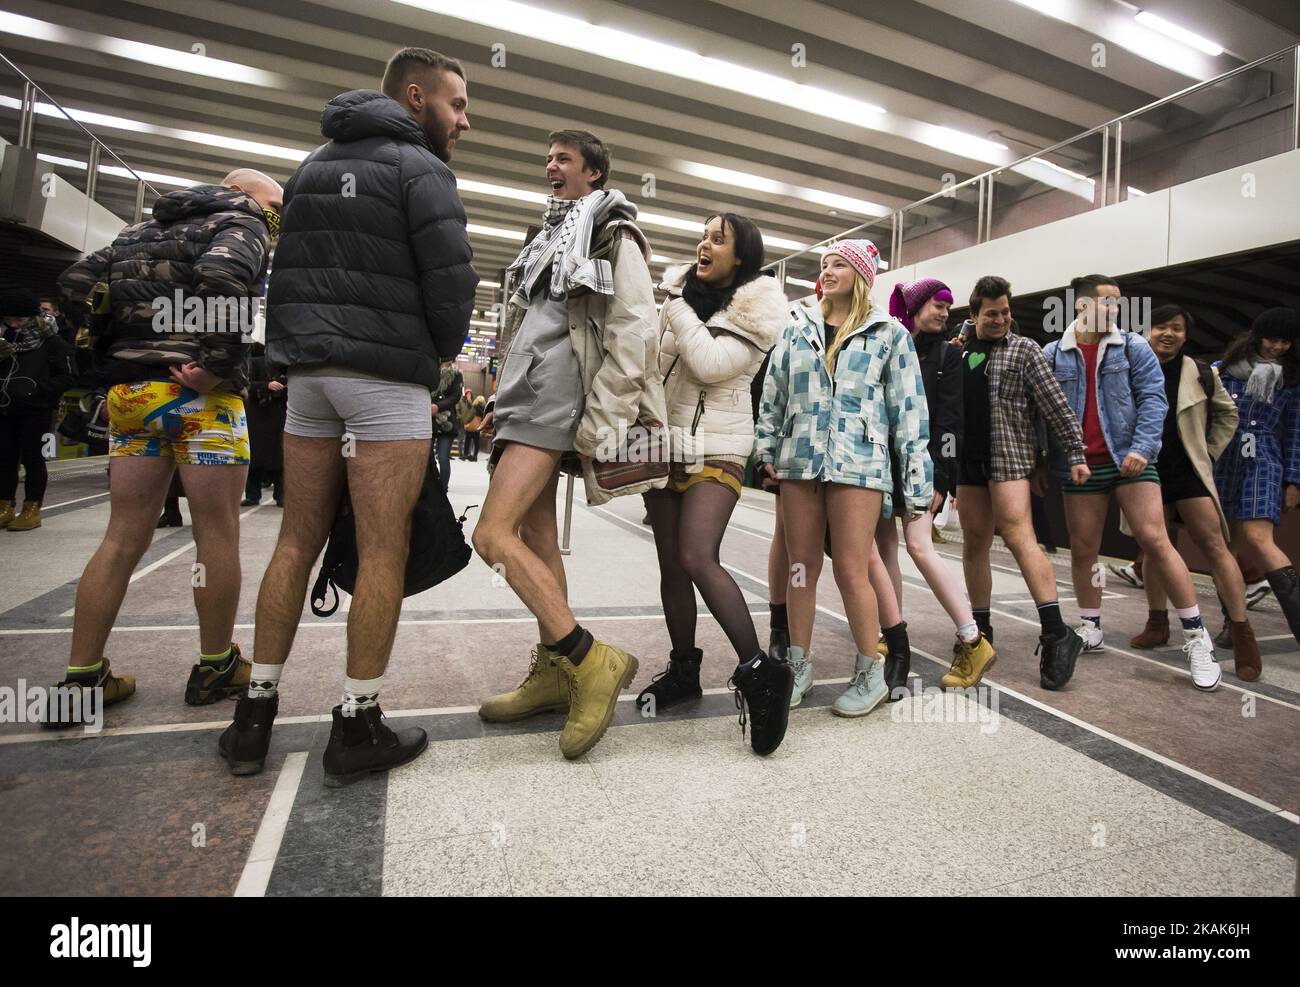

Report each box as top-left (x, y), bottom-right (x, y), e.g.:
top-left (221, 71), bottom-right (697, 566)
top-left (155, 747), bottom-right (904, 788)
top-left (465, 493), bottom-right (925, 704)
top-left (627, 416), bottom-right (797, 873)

top-left (770, 43), bottom-right (1300, 269)
top-left (0, 49), bottom-right (161, 202)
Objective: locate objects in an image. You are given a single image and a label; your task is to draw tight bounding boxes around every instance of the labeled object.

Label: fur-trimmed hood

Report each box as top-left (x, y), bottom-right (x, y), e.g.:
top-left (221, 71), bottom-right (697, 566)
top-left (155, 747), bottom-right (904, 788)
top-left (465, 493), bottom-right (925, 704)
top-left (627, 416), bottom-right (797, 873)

top-left (660, 264), bottom-right (787, 352)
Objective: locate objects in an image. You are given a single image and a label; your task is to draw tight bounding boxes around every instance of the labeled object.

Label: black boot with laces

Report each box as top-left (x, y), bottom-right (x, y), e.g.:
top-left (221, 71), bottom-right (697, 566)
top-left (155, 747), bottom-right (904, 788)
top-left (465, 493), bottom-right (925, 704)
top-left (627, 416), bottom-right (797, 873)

top-left (730, 652), bottom-right (795, 756)
top-left (636, 649), bottom-right (702, 715)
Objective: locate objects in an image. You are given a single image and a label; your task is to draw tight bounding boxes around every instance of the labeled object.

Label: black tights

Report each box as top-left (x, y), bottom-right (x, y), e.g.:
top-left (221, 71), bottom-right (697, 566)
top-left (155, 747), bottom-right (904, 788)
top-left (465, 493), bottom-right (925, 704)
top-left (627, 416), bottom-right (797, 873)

top-left (0, 412), bottom-right (50, 503)
top-left (644, 481), bottom-right (759, 663)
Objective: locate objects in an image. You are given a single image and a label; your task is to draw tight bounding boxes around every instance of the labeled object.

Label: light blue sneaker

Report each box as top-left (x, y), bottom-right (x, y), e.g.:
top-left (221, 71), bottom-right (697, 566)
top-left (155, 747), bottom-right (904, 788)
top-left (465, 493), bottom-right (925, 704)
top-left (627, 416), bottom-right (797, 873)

top-left (788, 646), bottom-right (814, 708)
top-left (831, 653), bottom-right (887, 718)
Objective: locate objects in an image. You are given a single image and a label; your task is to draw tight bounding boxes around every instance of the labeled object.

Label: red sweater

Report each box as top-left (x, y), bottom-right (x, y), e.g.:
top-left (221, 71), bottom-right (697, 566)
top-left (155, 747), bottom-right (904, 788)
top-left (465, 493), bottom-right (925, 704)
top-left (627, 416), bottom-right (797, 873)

top-left (1079, 343), bottom-right (1110, 465)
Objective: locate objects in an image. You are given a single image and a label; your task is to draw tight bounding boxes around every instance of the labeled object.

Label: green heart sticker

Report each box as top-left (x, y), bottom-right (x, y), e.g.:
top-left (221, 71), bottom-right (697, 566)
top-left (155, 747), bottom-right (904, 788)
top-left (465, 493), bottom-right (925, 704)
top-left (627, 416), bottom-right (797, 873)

top-left (967, 352), bottom-right (986, 371)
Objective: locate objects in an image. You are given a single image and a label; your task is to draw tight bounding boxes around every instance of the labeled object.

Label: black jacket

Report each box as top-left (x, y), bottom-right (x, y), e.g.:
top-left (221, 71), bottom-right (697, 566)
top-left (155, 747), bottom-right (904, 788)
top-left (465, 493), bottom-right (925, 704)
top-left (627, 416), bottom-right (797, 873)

top-left (266, 90), bottom-right (477, 387)
top-left (58, 186), bottom-right (270, 396)
top-left (1, 319), bottom-right (77, 416)
top-left (915, 330), bottom-right (963, 497)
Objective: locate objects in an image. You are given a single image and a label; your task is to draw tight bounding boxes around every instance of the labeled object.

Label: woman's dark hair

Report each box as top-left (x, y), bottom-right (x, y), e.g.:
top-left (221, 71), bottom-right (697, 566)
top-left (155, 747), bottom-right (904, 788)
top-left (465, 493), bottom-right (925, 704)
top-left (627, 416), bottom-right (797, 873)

top-left (1150, 304), bottom-right (1195, 335)
top-left (1222, 327), bottom-right (1300, 387)
top-left (705, 213), bottom-right (766, 288)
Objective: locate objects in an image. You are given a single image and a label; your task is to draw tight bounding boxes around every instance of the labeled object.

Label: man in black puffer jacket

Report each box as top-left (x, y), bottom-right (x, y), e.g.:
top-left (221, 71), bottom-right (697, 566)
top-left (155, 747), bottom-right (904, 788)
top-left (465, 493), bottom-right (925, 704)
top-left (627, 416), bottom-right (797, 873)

top-left (221, 47), bottom-right (478, 786)
top-left (44, 170), bottom-right (281, 732)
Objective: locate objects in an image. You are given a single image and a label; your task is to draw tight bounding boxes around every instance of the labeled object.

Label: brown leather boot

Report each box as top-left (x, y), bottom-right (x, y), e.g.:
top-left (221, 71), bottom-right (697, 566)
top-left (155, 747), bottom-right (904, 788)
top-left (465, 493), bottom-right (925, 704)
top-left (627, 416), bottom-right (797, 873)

top-left (1230, 620), bottom-right (1262, 682)
top-left (1129, 610), bottom-right (1169, 649)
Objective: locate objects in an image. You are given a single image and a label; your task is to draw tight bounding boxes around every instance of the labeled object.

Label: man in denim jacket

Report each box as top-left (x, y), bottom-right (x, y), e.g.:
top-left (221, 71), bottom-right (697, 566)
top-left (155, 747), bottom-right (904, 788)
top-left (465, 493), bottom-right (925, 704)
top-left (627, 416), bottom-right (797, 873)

top-left (1044, 275), bottom-right (1220, 691)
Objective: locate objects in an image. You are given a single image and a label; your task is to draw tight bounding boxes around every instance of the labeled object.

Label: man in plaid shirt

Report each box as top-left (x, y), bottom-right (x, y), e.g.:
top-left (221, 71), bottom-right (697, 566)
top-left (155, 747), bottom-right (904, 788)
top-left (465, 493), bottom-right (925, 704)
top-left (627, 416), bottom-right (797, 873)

top-left (950, 276), bottom-right (1091, 692)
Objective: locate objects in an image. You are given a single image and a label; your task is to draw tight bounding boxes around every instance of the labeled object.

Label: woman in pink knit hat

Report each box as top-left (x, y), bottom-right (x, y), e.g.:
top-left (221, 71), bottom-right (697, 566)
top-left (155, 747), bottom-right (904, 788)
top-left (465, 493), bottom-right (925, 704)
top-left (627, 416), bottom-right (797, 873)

top-left (755, 240), bottom-right (932, 718)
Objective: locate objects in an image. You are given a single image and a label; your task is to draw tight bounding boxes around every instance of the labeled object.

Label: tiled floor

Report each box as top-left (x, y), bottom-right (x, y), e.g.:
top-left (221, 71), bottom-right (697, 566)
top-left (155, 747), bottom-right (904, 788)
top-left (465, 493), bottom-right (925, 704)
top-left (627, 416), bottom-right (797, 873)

top-left (0, 456), bottom-right (1295, 896)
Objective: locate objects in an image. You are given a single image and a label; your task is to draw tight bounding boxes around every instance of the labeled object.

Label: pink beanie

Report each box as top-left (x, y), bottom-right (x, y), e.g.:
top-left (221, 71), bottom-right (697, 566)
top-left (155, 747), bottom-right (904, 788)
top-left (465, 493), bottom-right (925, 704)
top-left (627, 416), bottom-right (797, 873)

top-left (889, 278), bottom-right (954, 331)
top-left (822, 239), bottom-right (879, 292)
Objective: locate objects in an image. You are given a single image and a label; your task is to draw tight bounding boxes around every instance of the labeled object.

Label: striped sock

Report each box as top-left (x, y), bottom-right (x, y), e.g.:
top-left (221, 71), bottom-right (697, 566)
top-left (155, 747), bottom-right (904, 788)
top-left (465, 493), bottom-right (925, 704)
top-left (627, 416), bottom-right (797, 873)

top-left (1175, 605), bottom-right (1204, 633)
top-left (200, 645), bottom-right (233, 668)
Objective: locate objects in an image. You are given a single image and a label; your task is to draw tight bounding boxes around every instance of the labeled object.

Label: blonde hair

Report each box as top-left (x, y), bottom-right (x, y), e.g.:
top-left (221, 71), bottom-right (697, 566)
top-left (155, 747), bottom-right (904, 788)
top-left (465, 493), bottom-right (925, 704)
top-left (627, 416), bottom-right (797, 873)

top-left (822, 276), bottom-right (874, 370)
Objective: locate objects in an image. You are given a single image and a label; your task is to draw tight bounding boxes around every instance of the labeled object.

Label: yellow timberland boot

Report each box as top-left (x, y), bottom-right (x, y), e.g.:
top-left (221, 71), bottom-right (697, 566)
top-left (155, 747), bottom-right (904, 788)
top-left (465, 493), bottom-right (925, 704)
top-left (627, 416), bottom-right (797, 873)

top-left (556, 641), bottom-right (638, 760)
top-left (6, 500), bottom-right (41, 531)
top-left (0, 500), bottom-right (14, 528)
top-left (478, 645), bottom-right (570, 722)
top-left (941, 634), bottom-right (998, 689)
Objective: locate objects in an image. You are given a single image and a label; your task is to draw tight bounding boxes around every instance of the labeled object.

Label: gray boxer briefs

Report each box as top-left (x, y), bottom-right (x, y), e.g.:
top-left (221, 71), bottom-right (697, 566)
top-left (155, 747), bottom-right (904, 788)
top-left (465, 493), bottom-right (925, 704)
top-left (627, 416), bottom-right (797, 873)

top-left (285, 369), bottom-right (433, 441)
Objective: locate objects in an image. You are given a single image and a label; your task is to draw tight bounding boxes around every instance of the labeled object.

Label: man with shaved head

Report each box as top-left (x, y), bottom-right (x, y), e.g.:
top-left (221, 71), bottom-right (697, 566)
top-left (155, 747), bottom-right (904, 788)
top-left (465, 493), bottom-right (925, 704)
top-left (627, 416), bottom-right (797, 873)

top-left (45, 168), bottom-right (282, 728)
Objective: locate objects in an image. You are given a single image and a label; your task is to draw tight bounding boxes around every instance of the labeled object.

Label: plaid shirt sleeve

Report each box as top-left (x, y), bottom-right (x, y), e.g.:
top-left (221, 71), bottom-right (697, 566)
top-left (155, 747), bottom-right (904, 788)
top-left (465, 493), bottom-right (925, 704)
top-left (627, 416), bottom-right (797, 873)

top-left (1024, 342), bottom-right (1085, 467)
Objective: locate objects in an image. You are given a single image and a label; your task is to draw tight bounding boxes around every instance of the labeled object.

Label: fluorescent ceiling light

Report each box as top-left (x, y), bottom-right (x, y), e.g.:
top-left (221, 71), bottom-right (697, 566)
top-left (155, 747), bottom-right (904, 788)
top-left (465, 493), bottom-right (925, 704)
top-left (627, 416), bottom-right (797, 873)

top-left (1009, 156), bottom-right (1095, 201)
top-left (1134, 11), bottom-right (1224, 57)
top-left (786, 277), bottom-right (817, 289)
top-left (676, 161), bottom-right (890, 218)
top-left (0, 12), bottom-right (284, 87)
top-left (467, 223), bottom-right (525, 241)
top-left (36, 153), bottom-right (197, 188)
top-left (458, 179), bottom-right (546, 204)
top-left (477, 280), bottom-right (502, 288)
top-left (0, 96), bottom-right (309, 162)
top-left (392, 0), bottom-right (886, 126)
top-left (1127, 186), bottom-right (1147, 197)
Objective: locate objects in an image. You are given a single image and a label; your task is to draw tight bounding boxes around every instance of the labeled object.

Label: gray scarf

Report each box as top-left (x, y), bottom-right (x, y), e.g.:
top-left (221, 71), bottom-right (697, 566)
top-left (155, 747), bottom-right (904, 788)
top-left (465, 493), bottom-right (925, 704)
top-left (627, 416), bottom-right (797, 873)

top-left (1227, 351), bottom-right (1284, 403)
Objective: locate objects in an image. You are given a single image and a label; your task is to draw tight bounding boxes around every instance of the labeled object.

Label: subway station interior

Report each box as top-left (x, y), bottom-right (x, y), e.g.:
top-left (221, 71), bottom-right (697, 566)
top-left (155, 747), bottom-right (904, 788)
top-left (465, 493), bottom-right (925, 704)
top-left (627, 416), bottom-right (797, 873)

top-left (1, 0), bottom-right (1298, 904)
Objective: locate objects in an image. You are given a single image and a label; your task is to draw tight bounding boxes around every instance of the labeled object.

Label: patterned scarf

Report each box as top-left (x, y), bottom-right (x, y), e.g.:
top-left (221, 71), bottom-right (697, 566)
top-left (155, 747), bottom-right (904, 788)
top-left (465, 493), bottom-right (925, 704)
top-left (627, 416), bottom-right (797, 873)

top-left (2, 314), bottom-right (57, 353)
top-left (507, 189), bottom-right (626, 306)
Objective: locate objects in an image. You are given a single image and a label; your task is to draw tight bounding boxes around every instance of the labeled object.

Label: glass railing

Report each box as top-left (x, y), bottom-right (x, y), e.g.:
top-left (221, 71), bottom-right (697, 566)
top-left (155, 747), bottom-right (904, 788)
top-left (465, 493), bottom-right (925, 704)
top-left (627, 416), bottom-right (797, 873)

top-left (0, 49), bottom-right (161, 226)
top-left (769, 45), bottom-right (1300, 281)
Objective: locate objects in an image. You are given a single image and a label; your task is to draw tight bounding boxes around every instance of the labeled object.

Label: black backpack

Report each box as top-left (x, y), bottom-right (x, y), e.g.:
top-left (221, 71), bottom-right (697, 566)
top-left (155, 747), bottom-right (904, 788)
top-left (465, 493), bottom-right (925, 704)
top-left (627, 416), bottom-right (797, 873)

top-left (310, 451), bottom-right (474, 617)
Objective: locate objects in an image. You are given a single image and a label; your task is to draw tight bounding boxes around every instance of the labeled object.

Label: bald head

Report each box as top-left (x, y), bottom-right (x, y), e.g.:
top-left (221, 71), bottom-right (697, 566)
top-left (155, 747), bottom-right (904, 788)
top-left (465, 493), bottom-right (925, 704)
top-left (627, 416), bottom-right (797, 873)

top-left (221, 169), bottom-right (283, 213)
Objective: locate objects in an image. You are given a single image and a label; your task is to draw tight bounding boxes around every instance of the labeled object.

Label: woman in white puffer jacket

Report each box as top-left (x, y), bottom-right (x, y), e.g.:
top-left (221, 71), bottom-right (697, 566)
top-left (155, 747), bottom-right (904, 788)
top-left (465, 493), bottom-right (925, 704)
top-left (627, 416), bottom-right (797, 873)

top-left (637, 213), bottom-right (794, 756)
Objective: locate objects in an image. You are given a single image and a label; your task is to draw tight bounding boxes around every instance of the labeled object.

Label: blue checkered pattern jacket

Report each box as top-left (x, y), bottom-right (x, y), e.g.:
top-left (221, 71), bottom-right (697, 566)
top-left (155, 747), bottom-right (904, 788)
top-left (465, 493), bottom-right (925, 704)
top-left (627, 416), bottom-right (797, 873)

top-left (755, 299), bottom-right (933, 516)
top-left (1212, 364), bottom-right (1300, 525)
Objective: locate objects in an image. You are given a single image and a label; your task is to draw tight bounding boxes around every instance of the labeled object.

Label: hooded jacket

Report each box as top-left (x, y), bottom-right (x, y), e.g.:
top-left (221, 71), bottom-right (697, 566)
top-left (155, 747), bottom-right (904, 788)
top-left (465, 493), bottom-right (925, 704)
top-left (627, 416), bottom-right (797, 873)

top-left (755, 298), bottom-right (932, 516)
top-left (266, 90), bottom-right (478, 387)
top-left (58, 185), bottom-right (270, 396)
top-left (657, 265), bottom-right (786, 460)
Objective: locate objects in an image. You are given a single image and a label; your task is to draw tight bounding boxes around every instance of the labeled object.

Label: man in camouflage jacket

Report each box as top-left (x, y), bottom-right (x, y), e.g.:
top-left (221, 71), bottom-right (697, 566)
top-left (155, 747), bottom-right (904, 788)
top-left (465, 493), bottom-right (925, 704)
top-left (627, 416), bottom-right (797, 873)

top-left (44, 169), bottom-right (282, 730)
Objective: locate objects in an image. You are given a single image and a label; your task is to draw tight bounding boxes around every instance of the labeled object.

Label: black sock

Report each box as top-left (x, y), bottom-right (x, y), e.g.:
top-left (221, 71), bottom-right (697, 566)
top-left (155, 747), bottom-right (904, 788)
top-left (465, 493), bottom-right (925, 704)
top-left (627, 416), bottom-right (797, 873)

top-left (883, 621), bottom-right (909, 652)
top-left (769, 602), bottom-right (788, 632)
top-left (556, 625), bottom-right (592, 665)
top-left (1038, 601), bottom-right (1066, 636)
top-left (973, 608), bottom-right (993, 640)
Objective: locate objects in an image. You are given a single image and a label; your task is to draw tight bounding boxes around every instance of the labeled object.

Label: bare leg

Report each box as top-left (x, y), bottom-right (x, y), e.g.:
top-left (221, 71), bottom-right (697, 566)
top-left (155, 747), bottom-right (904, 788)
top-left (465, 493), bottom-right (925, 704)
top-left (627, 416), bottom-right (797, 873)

top-left (1118, 482), bottom-right (1197, 610)
top-left (69, 456), bottom-right (175, 664)
top-left (869, 540), bottom-right (902, 627)
top-left (252, 435), bottom-right (346, 665)
top-left (520, 466), bottom-right (566, 643)
top-left (344, 438), bottom-right (430, 679)
top-left (768, 501), bottom-right (788, 606)
top-left (1177, 498), bottom-right (1247, 622)
top-left (779, 480), bottom-right (827, 652)
top-left (1240, 518), bottom-right (1291, 573)
top-left (902, 509), bottom-right (975, 629)
top-left (179, 462), bottom-right (247, 655)
top-left (957, 484), bottom-right (994, 609)
top-left (826, 484), bottom-right (883, 656)
top-left (990, 480), bottom-right (1060, 605)
top-left (1062, 492), bottom-right (1109, 610)
top-left (876, 513), bottom-right (903, 610)
top-left (472, 443), bottom-right (576, 643)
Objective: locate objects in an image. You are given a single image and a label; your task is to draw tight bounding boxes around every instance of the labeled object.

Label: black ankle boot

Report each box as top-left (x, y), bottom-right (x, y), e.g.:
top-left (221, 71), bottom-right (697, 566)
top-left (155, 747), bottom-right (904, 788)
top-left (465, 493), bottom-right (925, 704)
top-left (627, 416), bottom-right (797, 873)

top-left (731, 653), bottom-right (794, 756)
top-left (636, 649), bottom-right (702, 714)
top-left (882, 621), bottom-right (911, 699)
top-left (1266, 566), bottom-right (1300, 645)
top-left (767, 626), bottom-right (790, 662)
top-left (219, 692), bottom-right (278, 776)
top-left (322, 704), bottom-right (428, 787)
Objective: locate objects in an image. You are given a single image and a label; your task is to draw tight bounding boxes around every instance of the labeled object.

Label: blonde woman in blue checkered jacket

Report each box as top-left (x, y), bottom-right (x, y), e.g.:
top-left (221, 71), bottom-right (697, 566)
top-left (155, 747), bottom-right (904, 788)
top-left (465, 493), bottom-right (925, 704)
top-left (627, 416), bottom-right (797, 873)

top-left (755, 240), bottom-right (932, 717)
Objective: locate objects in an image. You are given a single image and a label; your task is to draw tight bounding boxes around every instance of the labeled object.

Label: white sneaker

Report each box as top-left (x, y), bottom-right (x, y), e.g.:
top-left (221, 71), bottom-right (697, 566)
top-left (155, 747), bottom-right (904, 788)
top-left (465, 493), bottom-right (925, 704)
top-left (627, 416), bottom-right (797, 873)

top-left (788, 649), bottom-right (814, 708)
top-left (1107, 563), bottom-right (1143, 589)
top-left (1184, 629), bottom-right (1221, 691)
top-left (1245, 580), bottom-right (1271, 610)
top-left (1077, 622), bottom-right (1105, 653)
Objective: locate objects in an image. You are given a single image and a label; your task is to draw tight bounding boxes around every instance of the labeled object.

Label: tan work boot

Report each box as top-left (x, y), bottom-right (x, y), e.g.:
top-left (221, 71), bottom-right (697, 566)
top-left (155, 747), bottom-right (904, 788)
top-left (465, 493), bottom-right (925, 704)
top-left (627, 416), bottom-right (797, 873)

top-left (0, 500), bottom-right (14, 528)
top-left (941, 634), bottom-right (997, 689)
top-left (1230, 620), bottom-right (1262, 682)
top-left (41, 658), bottom-right (136, 729)
top-left (6, 500), bottom-right (41, 531)
top-left (556, 641), bottom-right (638, 760)
top-left (478, 645), bottom-right (570, 722)
top-left (1130, 610), bottom-right (1169, 649)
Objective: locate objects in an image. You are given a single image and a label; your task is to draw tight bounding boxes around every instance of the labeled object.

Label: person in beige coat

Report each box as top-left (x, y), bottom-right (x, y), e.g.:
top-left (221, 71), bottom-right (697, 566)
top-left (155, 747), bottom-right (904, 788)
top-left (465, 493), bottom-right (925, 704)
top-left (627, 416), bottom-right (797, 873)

top-left (474, 130), bottom-right (667, 759)
top-left (635, 213), bottom-right (795, 756)
top-left (1123, 305), bottom-right (1262, 680)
